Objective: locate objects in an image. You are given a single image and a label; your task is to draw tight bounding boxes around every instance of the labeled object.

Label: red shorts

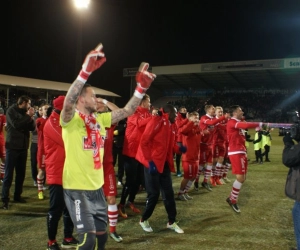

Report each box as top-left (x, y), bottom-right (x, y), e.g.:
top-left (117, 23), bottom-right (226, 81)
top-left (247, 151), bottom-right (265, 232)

top-left (182, 161), bottom-right (199, 179)
top-left (228, 153), bottom-right (248, 175)
top-left (200, 144), bottom-right (212, 164)
top-left (213, 143), bottom-right (226, 158)
top-left (102, 162), bottom-right (117, 197)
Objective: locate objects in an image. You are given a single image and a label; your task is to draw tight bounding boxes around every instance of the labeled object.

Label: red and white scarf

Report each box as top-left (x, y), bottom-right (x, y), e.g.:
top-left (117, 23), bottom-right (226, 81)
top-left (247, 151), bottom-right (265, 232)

top-left (78, 111), bottom-right (102, 169)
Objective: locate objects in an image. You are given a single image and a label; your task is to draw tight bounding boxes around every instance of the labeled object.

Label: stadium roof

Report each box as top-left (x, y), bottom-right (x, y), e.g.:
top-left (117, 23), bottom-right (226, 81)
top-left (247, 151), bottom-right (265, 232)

top-left (0, 74), bottom-right (120, 97)
top-left (124, 58), bottom-right (300, 99)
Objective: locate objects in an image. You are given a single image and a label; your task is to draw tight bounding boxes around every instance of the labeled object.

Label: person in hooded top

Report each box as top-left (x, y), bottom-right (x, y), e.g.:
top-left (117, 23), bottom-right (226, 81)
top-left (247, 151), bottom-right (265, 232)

top-left (44, 96), bottom-right (78, 250)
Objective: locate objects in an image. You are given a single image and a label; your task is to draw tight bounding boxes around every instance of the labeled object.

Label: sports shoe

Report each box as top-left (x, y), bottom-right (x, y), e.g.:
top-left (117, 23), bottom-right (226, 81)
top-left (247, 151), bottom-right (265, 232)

top-left (215, 177), bottom-right (223, 185)
top-left (226, 197), bottom-right (241, 213)
top-left (210, 176), bottom-right (216, 186)
top-left (2, 201), bottom-right (8, 210)
top-left (167, 222), bottom-right (184, 234)
top-left (61, 237), bottom-right (78, 248)
top-left (127, 201), bottom-right (140, 213)
top-left (265, 159), bottom-right (271, 162)
top-left (117, 181), bottom-right (123, 186)
top-left (47, 242), bottom-right (61, 250)
top-left (38, 191), bottom-right (44, 200)
top-left (43, 186), bottom-right (48, 190)
top-left (177, 193), bottom-right (187, 201)
top-left (118, 204), bottom-right (128, 218)
top-left (14, 197), bottom-right (26, 203)
top-left (139, 220), bottom-right (153, 232)
top-left (176, 171), bottom-right (182, 177)
top-left (194, 181), bottom-right (199, 191)
top-left (183, 193), bottom-right (193, 200)
top-left (223, 177), bottom-right (231, 183)
top-left (33, 181), bottom-right (37, 187)
top-left (202, 182), bottom-right (212, 191)
top-left (109, 232), bottom-right (123, 242)
top-left (219, 178), bottom-right (226, 184)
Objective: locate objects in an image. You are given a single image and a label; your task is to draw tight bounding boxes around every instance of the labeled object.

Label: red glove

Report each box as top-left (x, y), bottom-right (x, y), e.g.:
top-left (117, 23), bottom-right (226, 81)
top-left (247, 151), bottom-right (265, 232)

top-left (134, 62), bottom-right (156, 98)
top-left (77, 43), bottom-right (107, 83)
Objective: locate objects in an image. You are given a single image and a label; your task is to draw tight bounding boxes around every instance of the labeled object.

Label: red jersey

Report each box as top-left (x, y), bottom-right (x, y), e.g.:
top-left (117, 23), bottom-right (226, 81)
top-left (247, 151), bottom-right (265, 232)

top-left (214, 117), bottom-right (228, 144)
top-left (227, 118), bottom-right (259, 155)
top-left (200, 114), bottom-right (225, 145)
top-left (181, 121), bottom-right (201, 163)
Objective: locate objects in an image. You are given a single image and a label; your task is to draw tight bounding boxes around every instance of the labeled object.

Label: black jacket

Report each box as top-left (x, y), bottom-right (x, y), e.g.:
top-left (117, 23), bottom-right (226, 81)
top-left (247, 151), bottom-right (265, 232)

top-left (113, 119), bottom-right (127, 148)
top-left (5, 104), bottom-right (35, 149)
top-left (283, 142), bottom-right (300, 201)
top-left (283, 143), bottom-right (300, 168)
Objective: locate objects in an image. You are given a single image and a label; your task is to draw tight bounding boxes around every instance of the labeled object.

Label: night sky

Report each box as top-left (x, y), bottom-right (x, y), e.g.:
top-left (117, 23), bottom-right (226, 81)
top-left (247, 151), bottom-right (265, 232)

top-left (1, 0), bottom-right (300, 105)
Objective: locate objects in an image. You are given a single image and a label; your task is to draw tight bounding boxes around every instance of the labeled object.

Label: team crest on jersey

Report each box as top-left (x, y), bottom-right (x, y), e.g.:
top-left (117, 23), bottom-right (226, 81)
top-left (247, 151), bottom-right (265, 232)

top-left (83, 136), bottom-right (99, 154)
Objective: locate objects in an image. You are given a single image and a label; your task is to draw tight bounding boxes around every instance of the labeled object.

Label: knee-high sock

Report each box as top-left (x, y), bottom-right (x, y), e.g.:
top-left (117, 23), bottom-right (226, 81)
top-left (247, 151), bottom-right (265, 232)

top-left (108, 204), bottom-right (118, 233)
top-left (37, 176), bottom-right (44, 192)
top-left (0, 163), bottom-right (4, 178)
top-left (184, 180), bottom-right (193, 192)
top-left (204, 165), bottom-right (212, 183)
top-left (95, 232), bottom-right (108, 250)
top-left (216, 163), bottom-right (223, 178)
top-left (195, 165), bottom-right (204, 182)
top-left (230, 180), bottom-right (242, 203)
top-left (223, 164), bottom-right (231, 178)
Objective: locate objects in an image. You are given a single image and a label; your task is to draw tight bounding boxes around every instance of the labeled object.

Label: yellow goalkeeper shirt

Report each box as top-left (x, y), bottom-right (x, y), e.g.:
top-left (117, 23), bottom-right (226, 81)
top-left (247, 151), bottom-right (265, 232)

top-left (61, 111), bottom-right (111, 190)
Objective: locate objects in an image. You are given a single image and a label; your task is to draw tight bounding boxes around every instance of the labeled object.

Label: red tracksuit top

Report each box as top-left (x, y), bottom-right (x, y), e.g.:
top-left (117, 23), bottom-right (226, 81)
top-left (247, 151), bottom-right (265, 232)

top-left (180, 121), bottom-right (201, 163)
top-left (135, 114), bottom-right (180, 173)
top-left (44, 111), bottom-right (64, 185)
top-left (122, 106), bottom-right (151, 158)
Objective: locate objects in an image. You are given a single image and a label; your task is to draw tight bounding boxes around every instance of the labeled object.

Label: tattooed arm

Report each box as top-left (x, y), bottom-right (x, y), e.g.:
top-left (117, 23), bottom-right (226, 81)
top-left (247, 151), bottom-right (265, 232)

top-left (110, 62), bottom-right (156, 124)
top-left (61, 44), bottom-right (106, 123)
top-left (111, 96), bottom-right (141, 124)
top-left (61, 80), bottom-right (85, 123)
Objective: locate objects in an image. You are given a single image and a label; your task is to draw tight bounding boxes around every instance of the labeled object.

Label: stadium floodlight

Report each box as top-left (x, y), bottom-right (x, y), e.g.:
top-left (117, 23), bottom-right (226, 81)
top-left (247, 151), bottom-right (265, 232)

top-left (73, 0), bottom-right (90, 9)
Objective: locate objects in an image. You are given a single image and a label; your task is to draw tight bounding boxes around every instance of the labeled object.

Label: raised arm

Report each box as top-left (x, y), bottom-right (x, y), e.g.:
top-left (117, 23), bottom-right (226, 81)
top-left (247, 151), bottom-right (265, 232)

top-left (61, 43), bottom-right (106, 123)
top-left (111, 62), bottom-right (156, 124)
top-left (97, 98), bottom-right (119, 111)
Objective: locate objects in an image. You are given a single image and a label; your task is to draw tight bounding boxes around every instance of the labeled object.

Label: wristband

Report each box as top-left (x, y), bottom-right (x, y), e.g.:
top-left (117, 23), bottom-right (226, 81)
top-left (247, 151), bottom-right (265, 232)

top-left (134, 90), bottom-right (145, 99)
top-left (102, 99), bottom-right (108, 105)
top-left (77, 70), bottom-right (90, 84)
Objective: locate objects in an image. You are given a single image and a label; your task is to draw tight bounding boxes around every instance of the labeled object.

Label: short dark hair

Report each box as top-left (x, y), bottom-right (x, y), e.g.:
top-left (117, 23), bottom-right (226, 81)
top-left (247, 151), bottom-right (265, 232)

top-left (162, 104), bottom-right (175, 114)
top-left (228, 105), bottom-right (240, 116)
top-left (80, 84), bottom-right (92, 97)
top-left (17, 95), bottom-right (31, 105)
top-left (140, 94), bottom-right (150, 105)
